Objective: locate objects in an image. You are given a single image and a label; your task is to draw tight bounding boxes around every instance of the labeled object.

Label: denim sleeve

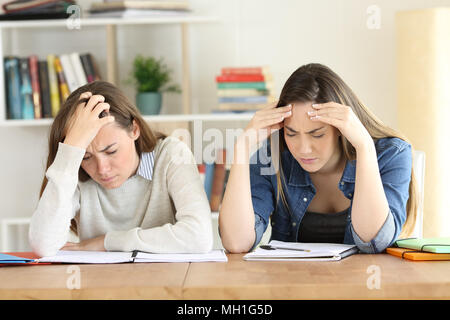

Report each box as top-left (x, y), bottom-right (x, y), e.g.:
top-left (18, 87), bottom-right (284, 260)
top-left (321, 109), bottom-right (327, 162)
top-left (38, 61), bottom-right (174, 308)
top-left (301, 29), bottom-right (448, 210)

top-left (248, 143), bottom-right (275, 251)
top-left (351, 141), bottom-right (412, 253)
top-left (351, 209), bottom-right (395, 253)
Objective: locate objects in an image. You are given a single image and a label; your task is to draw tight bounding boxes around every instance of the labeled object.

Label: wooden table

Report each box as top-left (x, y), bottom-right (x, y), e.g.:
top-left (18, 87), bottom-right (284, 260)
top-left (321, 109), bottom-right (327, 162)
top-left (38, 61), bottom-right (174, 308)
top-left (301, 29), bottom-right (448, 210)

top-left (0, 254), bottom-right (449, 299)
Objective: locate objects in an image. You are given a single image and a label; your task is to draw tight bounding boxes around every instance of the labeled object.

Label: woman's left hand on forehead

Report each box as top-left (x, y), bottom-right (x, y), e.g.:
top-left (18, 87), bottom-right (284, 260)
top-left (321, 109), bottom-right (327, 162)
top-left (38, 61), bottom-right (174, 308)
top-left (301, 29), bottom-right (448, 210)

top-left (309, 102), bottom-right (372, 151)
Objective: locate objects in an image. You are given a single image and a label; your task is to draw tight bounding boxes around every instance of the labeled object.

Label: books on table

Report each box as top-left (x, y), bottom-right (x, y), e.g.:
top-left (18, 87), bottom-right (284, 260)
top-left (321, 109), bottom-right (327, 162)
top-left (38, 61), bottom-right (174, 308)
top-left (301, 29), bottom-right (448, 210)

top-left (244, 240), bottom-right (359, 261)
top-left (386, 237), bottom-right (450, 261)
top-left (0, 249), bottom-right (228, 265)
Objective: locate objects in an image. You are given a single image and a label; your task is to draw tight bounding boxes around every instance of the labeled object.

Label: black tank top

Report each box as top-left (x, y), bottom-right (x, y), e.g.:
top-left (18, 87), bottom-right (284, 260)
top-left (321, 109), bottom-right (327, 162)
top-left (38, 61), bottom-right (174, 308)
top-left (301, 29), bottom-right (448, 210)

top-left (297, 207), bottom-right (350, 243)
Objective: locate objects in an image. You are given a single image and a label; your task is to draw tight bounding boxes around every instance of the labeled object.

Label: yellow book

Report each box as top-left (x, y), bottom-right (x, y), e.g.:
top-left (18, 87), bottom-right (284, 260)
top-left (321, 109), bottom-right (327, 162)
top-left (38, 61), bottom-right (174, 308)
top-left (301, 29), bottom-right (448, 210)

top-left (47, 54), bottom-right (60, 117)
top-left (54, 56), bottom-right (70, 103)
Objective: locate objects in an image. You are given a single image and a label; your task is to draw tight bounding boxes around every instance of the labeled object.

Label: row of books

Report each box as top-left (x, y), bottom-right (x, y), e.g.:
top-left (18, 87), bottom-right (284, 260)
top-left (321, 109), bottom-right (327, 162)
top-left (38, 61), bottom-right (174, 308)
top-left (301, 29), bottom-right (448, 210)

top-left (88, 0), bottom-right (191, 18)
top-left (4, 52), bottom-right (101, 120)
top-left (197, 149), bottom-right (230, 212)
top-left (215, 66), bottom-right (276, 112)
top-left (0, 0), bottom-right (75, 21)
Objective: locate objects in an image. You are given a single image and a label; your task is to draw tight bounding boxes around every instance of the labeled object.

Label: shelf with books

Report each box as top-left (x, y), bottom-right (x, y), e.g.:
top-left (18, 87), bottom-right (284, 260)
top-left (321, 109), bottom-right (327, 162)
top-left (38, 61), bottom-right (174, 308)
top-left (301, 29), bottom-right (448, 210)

top-left (0, 15), bottom-right (219, 126)
top-left (0, 15), bottom-right (218, 28)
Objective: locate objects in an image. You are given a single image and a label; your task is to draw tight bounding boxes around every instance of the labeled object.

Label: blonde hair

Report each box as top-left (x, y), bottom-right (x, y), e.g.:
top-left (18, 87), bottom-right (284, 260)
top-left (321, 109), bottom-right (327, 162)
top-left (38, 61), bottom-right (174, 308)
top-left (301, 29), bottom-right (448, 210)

top-left (273, 63), bottom-right (417, 239)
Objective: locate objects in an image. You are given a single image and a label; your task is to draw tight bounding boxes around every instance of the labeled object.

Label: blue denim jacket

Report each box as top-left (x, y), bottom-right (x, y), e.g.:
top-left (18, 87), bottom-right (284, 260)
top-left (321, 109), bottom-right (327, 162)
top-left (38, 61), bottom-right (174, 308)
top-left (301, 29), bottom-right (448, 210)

top-left (249, 137), bottom-right (412, 253)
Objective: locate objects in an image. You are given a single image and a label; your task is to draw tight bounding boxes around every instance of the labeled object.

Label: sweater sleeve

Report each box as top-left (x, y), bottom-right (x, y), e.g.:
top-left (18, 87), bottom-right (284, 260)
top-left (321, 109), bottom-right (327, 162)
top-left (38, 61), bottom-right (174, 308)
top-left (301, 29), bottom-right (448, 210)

top-left (29, 142), bottom-right (83, 257)
top-left (104, 139), bottom-right (214, 253)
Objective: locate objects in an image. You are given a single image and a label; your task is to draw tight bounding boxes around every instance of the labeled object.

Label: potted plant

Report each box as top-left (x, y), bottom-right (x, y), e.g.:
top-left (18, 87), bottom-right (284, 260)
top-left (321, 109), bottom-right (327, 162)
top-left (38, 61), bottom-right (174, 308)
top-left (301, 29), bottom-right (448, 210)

top-left (129, 55), bottom-right (180, 115)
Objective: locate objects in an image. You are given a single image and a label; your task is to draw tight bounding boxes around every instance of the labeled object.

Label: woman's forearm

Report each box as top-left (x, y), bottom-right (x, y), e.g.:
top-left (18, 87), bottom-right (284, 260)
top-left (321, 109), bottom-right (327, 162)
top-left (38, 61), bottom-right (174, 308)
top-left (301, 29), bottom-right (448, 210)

top-left (29, 143), bottom-right (82, 257)
top-left (351, 142), bottom-right (390, 242)
top-left (219, 139), bottom-right (256, 253)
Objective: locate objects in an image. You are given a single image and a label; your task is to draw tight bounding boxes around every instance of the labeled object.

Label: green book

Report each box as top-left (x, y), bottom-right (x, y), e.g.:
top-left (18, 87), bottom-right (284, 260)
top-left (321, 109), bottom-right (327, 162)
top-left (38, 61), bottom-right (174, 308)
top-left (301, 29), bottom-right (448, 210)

top-left (217, 82), bottom-right (271, 90)
top-left (395, 237), bottom-right (450, 253)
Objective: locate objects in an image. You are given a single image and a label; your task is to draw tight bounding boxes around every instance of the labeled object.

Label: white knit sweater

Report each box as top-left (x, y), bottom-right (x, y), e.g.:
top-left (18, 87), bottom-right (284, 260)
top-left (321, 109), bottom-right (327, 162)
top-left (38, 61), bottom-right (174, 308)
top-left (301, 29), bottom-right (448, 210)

top-left (29, 136), bottom-right (213, 257)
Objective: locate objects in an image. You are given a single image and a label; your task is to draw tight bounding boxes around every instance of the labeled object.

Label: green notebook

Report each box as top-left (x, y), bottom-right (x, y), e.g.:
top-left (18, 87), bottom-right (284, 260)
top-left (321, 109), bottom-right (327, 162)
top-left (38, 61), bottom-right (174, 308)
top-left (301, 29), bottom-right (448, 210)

top-left (395, 237), bottom-right (450, 253)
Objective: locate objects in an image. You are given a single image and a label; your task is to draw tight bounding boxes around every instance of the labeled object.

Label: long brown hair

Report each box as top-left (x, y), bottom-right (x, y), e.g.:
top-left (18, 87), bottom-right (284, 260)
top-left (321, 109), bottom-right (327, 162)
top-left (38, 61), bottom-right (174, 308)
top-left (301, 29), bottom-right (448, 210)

top-left (39, 80), bottom-right (166, 233)
top-left (273, 63), bottom-right (417, 238)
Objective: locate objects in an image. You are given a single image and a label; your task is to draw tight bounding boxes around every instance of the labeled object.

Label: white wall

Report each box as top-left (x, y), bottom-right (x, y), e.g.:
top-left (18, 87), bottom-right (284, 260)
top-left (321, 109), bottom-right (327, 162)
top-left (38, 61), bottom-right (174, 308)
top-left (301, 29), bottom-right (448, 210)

top-left (1, 0), bottom-right (449, 250)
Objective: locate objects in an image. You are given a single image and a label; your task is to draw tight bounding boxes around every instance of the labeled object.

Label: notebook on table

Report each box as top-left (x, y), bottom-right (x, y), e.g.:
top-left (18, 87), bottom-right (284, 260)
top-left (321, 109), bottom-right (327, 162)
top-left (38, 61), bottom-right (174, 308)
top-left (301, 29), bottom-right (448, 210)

top-left (0, 249), bottom-right (228, 265)
top-left (386, 237), bottom-right (450, 261)
top-left (243, 240), bottom-right (359, 261)
top-left (386, 247), bottom-right (450, 261)
top-left (393, 237), bottom-right (450, 253)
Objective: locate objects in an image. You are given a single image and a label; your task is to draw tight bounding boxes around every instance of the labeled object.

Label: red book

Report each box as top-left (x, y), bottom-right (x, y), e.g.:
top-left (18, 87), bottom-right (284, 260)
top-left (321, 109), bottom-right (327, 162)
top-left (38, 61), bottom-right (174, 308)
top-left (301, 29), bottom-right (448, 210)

top-left (197, 164), bottom-right (206, 185)
top-left (29, 55), bottom-right (42, 119)
top-left (216, 74), bottom-right (269, 83)
top-left (221, 66), bottom-right (269, 75)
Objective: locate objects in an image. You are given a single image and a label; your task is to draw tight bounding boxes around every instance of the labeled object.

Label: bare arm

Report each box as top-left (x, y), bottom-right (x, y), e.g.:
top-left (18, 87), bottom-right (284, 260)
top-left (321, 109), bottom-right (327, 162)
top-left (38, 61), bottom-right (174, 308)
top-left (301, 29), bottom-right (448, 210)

top-left (351, 143), bottom-right (390, 242)
top-left (219, 103), bottom-right (292, 253)
top-left (219, 138), bottom-right (256, 253)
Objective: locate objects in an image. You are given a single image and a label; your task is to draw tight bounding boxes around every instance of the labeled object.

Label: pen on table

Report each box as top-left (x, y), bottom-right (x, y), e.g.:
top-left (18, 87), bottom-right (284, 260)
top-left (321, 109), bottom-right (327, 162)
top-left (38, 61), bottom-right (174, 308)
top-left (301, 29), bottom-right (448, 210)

top-left (260, 245), bottom-right (311, 252)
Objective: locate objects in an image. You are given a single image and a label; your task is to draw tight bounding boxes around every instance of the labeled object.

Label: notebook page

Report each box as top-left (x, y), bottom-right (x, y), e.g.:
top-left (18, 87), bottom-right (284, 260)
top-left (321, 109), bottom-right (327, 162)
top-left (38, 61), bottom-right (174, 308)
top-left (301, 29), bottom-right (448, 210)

top-left (135, 250), bottom-right (228, 263)
top-left (243, 240), bottom-right (357, 261)
top-left (37, 250), bottom-right (133, 264)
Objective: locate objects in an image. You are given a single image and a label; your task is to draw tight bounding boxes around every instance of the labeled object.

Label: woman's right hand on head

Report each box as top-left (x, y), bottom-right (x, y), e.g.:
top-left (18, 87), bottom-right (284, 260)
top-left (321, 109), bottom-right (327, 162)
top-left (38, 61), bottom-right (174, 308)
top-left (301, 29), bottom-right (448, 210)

top-left (63, 92), bottom-right (115, 150)
top-left (238, 102), bottom-right (292, 148)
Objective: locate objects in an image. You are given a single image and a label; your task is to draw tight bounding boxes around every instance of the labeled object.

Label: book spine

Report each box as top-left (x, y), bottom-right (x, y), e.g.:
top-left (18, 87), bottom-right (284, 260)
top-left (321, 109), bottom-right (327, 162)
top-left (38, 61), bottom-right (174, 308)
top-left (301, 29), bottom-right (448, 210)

top-left (217, 103), bottom-right (268, 111)
top-left (38, 60), bottom-right (52, 118)
top-left (54, 56), bottom-right (70, 103)
top-left (59, 54), bottom-right (79, 92)
top-left (79, 53), bottom-right (95, 83)
top-left (4, 57), bottom-right (22, 119)
top-left (209, 149), bottom-right (227, 212)
top-left (216, 74), bottom-right (268, 82)
top-left (217, 89), bottom-right (269, 97)
top-left (29, 55), bottom-right (42, 119)
top-left (197, 164), bottom-right (206, 186)
top-left (86, 53), bottom-right (101, 81)
top-left (19, 58), bottom-right (34, 119)
top-left (47, 54), bottom-right (60, 117)
top-left (69, 52), bottom-right (88, 86)
top-left (221, 66), bottom-right (268, 75)
top-left (218, 96), bottom-right (272, 104)
top-left (3, 0), bottom-right (59, 14)
top-left (217, 82), bottom-right (270, 90)
top-left (204, 162), bottom-right (215, 201)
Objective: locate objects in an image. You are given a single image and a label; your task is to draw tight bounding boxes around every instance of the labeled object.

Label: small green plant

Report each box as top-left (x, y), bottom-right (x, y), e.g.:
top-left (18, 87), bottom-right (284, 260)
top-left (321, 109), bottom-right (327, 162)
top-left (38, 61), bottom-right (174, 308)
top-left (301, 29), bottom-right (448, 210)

top-left (129, 55), bottom-right (181, 93)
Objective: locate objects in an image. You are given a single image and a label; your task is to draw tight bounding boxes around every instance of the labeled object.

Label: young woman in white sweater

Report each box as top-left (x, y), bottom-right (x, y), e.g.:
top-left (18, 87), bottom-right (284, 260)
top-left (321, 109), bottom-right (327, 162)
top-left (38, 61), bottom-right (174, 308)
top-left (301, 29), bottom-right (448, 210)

top-left (29, 81), bottom-right (213, 257)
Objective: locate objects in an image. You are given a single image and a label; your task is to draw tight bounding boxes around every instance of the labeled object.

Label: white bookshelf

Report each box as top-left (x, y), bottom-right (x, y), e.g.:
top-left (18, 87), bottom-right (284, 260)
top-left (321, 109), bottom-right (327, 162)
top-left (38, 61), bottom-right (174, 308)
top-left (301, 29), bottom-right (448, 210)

top-left (0, 112), bottom-right (254, 127)
top-left (0, 15), bottom-right (225, 126)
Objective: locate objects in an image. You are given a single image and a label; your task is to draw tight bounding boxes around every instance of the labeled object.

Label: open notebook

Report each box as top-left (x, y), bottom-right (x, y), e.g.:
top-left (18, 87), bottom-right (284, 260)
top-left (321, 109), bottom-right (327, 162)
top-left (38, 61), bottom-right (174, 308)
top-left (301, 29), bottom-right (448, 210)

top-left (244, 240), bottom-right (359, 261)
top-left (0, 250), bottom-right (228, 265)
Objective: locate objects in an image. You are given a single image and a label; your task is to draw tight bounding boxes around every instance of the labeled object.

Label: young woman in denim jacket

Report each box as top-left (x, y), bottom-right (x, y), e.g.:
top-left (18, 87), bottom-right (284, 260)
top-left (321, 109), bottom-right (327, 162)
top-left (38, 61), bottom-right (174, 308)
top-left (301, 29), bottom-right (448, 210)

top-left (219, 63), bottom-right (417, 254)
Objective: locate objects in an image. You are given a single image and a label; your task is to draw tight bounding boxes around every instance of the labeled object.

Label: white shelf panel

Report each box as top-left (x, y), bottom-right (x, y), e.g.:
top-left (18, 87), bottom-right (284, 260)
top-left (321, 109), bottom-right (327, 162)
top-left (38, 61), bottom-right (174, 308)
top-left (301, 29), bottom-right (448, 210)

top-left (0, 15), bottom-right (219, 28)
top-left (0, 113), bottom-right (253, 127)
top-left (143, 113), bottom-right (254, 122)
